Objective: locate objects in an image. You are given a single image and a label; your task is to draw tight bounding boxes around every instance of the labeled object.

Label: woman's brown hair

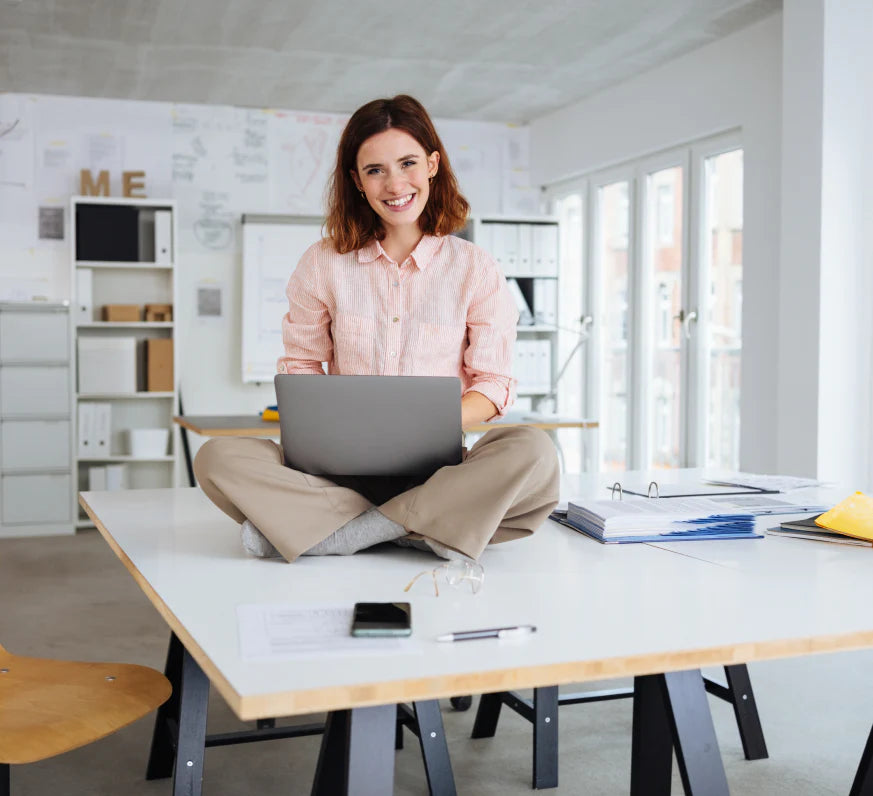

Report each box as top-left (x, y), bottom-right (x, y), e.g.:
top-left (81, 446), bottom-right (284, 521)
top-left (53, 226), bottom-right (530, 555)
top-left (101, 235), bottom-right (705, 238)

top-left (325, 95), bottom-right (470, 253)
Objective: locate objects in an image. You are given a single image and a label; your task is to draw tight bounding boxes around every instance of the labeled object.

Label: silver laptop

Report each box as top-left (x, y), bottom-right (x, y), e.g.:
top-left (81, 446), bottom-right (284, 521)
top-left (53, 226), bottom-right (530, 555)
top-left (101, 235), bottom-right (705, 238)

top-left (274, 375), bottom-right (462, 478)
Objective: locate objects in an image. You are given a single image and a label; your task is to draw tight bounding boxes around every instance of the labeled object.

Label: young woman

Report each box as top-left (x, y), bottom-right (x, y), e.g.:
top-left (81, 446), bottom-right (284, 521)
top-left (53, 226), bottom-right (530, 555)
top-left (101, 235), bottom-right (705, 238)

top-left (194, 95), bottom-right (559, 562)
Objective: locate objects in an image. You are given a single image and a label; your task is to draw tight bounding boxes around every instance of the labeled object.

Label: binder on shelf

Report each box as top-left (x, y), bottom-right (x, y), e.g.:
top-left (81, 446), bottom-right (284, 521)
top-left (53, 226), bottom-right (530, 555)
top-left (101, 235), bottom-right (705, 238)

top-left (93, 402), bottom-right (111, 456)
top-left (533, 225), bottom-right (559, 276)
top-left (77, 403), bottom-right (94, 457)
top-left (516, 224), bottom-right (532, 275)
top-left (75, 268), bottom-right (92, 323)
top-left (137, 210), bottom-right (156, 261)
top-left (507, 278), bottom-right (534, 325)
top-left (78, 337), bottom-right (137, 393)
top-left (154, 210), bottom-right (173, 264)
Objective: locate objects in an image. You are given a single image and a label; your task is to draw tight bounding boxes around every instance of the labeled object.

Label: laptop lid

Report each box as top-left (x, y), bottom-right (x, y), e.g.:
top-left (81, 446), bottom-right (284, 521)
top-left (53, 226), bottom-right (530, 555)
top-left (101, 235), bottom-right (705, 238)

top-left (274, 375), bottom-right (463, 478)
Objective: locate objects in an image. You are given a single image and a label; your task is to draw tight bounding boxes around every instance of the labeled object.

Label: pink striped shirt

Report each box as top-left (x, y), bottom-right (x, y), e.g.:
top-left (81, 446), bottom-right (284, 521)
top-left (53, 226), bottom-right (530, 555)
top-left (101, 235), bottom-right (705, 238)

top-left (277, 234), bottom-right (518, 416)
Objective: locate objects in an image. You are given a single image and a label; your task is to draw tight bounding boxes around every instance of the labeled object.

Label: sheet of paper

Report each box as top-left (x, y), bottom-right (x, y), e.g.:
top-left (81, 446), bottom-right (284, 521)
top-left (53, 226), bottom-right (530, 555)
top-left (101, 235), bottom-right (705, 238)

top-left (237, 603), bottom-right (418, 662)
top-left (703, 471), bottom-right (824, 491)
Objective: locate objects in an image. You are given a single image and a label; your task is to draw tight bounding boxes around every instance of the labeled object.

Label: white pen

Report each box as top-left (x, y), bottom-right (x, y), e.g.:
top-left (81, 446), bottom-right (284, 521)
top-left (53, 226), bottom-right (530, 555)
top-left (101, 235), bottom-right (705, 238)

top-left (436, 624), bottom-right (537, 643)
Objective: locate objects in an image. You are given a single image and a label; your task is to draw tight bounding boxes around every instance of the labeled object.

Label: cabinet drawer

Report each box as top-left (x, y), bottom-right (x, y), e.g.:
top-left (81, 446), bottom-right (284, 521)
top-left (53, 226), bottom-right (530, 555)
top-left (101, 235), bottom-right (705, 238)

top-left (1, 473), bottom-right (71, 524)
top-left (0, 366), bottom-right (70, 415)
top-left (0, 312), bottom-right (69, 361)
top-left (1, 420), bottom-right (71, 469)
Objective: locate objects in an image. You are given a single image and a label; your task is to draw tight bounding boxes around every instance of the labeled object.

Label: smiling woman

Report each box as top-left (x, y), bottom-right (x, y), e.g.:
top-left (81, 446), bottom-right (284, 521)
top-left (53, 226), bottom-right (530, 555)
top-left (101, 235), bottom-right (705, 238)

top-left (193, 94), bottom-right (560, 564)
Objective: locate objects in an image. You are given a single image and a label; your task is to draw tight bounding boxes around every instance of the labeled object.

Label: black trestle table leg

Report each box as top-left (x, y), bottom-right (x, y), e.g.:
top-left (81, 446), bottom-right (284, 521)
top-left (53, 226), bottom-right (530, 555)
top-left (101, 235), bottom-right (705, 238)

top-left (413, 700), bottom-right (456, 796)
top-left (724, 664), bottom-right (768, 760)
top-left (533, 686), bottom-right (559, 789)
top-left (471, 692), bottom-right (503, 738)
top-left (172, 648), bottom-right (210, 796)
top-left (311, 705), bottom-right (395, 796)
top-left (632, 673), bottom-right (674, 796)
top-left (850, 722), bottom-right (873, 796)
top-left (147, 632), bottom-right (184, 780)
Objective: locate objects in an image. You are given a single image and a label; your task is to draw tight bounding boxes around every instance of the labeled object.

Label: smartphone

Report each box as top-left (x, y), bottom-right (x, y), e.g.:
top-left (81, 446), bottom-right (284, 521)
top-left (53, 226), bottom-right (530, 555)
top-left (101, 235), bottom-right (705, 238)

top-left (351, 602), bottom-right (412, 637)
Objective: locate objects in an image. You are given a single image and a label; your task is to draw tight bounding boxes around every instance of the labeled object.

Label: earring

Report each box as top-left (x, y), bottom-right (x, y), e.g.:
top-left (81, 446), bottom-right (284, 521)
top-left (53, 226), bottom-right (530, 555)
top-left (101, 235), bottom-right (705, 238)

top-left (359, 190), bottom-right (365, 198)
top-left (428, 175), bottom-right (434, 184)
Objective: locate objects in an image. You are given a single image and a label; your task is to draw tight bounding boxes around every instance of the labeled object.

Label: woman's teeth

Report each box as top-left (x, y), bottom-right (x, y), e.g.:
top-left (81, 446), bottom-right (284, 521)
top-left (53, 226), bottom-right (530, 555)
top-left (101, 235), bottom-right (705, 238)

top-left (385, 194), bottom-right (414, 208)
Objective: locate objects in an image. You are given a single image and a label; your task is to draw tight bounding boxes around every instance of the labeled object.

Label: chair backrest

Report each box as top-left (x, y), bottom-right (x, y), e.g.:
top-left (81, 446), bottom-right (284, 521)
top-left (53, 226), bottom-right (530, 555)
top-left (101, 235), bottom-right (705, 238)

top-left (0, 644), bottom-right (171, 765)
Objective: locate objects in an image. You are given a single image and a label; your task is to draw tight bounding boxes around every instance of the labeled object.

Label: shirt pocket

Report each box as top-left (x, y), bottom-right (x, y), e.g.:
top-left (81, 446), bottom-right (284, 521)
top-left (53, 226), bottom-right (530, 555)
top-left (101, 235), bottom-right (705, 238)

top-left (331, 313), bottom-right (376, 373)
top-left (417, 322), bottom-right (467, 374)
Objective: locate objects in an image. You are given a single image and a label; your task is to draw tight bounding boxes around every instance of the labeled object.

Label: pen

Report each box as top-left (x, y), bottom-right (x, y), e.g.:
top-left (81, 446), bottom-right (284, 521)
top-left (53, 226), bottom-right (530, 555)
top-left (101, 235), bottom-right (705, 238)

top-left (436, 625), bottom-right (536, 642)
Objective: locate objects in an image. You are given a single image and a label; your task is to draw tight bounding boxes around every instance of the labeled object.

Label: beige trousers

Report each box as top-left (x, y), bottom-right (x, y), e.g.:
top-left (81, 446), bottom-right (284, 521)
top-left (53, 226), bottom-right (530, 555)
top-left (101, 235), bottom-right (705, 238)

top-left (193, 426), bottom-right (560, 562)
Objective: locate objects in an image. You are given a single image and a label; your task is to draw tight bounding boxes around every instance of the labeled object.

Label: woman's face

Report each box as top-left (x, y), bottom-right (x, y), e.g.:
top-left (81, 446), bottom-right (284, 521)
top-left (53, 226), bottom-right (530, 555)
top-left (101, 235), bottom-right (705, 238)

top-left (352, 128), bottom-right (439, 235)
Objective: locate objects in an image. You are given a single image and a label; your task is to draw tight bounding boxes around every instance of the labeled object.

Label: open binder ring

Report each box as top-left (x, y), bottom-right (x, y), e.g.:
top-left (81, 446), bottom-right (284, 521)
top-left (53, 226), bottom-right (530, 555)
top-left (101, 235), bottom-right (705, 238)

top-left (611, 480), bottom-right (660, 500)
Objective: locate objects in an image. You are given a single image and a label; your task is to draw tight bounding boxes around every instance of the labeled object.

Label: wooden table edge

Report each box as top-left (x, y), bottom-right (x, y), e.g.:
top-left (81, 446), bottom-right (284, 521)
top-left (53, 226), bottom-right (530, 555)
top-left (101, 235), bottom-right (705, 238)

top-left (79, 490), bottom-right (873, 722)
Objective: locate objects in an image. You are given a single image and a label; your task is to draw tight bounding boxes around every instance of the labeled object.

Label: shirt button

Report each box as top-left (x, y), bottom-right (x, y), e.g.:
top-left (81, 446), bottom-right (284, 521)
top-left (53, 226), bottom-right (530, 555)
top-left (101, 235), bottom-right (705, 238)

top-left (392, 316), bottom-right (399, 323)
top-left (389, 351), bottom-right (397, 357)
top-left (392, 281), bottom-right (399, 287)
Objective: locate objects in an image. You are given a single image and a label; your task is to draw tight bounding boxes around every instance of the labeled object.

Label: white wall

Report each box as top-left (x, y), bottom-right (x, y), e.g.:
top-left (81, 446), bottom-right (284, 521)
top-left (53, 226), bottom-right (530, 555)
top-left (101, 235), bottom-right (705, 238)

top-left (0, 94), bottom-right (533, 422)
top-left (778, 0), bottom-right (873, 486)
top-left (530, 14), bottom-right (784, 474)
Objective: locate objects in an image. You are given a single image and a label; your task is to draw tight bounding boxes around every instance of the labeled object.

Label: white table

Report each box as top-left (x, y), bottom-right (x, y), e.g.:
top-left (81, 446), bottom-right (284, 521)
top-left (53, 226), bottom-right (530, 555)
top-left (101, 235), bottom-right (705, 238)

top-left (79, 470), bottom-right (873, 795)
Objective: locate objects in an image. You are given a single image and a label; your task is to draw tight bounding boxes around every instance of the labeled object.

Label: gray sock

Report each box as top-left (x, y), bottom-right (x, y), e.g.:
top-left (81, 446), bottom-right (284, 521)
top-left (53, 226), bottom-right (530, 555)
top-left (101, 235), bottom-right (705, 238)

top-left (302, 507), bottom-right (406, 555)
top-left (241, 519), bottom-right (282, 559)
top-left (392, 535), bottom-right (474, 562)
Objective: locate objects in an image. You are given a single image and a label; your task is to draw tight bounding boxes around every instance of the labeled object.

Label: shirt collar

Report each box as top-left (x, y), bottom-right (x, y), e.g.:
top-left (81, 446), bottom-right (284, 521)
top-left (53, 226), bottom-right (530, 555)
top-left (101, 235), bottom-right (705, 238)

top-left (356, 234), bottom-right (444, 271)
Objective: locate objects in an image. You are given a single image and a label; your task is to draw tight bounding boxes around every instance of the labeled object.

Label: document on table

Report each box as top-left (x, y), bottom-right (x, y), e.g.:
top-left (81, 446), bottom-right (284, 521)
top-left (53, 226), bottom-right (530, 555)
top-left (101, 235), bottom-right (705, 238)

top-left (237, 603), bottom-right (418, 662)
top-left (702, 471), bottom-right (825, 492)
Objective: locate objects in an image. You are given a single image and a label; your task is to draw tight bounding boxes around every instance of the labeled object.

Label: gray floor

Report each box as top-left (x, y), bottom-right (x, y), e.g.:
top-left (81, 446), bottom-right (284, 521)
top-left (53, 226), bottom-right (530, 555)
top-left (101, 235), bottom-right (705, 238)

top-left (1, 530), bottom-right (871, 795)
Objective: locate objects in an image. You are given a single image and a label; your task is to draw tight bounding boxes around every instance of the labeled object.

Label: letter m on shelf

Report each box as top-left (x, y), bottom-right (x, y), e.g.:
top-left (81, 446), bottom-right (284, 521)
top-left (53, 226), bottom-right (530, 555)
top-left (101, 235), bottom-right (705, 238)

top-left (80, 169), bottom-right (110, 196)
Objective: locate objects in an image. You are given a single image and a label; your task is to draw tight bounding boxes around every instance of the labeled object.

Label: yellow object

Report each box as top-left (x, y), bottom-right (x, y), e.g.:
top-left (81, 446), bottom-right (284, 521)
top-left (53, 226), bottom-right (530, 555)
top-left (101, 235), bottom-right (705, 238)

top-left (816, 492), bottom-right (873, 542)
top-left (261, 408), bottom-right (280, 422)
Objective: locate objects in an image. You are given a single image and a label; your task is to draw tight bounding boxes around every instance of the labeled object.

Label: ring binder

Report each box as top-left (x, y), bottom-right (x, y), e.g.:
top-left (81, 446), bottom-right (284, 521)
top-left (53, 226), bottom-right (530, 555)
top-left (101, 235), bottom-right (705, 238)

top-left (611, 480), bottom-right (660, 500)
top-left (607, 480), bottom-right (779, 499)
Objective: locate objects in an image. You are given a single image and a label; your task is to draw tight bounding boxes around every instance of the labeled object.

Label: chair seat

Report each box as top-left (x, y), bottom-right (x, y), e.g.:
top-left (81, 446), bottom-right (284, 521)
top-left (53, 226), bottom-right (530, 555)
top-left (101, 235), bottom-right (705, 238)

top-left (0, 644), bottom-right (172, 764)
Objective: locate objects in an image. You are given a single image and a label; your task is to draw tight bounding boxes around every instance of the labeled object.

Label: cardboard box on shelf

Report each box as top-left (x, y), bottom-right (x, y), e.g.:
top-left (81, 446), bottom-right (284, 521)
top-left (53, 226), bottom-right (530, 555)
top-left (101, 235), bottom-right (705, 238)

top-left (102, 304), bottom-right (140, 322)
top-left (144, 303), bottom-right (173, 322)
top-left (146, 338), bottom-right (174, 392)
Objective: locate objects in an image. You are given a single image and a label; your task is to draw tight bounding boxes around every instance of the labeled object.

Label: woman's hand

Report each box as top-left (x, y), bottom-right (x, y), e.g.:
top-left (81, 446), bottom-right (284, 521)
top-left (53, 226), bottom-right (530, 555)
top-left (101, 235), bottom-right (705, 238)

top-left (461, 392), bottom-right (499, 430)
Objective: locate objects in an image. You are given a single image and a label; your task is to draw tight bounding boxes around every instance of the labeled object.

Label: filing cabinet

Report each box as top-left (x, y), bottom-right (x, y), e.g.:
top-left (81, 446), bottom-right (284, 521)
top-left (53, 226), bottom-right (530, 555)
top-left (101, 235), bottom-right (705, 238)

top-left (0, 303), bottom-right (75, 537)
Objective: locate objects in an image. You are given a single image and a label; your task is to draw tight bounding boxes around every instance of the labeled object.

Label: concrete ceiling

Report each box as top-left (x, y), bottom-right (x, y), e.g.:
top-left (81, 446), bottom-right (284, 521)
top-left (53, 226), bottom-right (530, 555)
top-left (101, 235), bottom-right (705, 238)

top-left (0, 0), bottom-right (781, 123)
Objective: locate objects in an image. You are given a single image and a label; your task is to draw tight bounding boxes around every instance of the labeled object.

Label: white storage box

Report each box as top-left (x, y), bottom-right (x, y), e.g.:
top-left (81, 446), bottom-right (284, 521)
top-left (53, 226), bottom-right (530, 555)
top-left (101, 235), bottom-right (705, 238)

top-left (128, 428), bottom-right (169, 458)
top-left (78, 337), bottom-right (137, 394)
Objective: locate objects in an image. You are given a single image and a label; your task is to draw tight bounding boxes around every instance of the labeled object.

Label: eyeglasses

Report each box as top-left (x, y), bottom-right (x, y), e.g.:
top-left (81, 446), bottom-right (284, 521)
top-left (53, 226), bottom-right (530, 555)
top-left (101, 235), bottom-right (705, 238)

top-left (404, 560), bottom-right (485, 597)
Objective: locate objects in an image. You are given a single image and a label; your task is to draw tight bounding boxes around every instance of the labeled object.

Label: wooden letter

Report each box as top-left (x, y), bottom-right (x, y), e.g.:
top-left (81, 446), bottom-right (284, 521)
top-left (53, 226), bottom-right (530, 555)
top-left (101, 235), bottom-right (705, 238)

top-left (80, 169), bottom-right (110, 196)
top-left (122, 170), bottom-right (147, 198)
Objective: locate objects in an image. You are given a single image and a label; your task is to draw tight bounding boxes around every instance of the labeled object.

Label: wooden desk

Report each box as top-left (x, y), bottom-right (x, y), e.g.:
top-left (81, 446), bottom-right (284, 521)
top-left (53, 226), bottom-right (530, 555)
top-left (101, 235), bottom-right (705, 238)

top-left (78, 470), bottom-right (873, 795)
top-left (174, 413), bottom-right (598, 437)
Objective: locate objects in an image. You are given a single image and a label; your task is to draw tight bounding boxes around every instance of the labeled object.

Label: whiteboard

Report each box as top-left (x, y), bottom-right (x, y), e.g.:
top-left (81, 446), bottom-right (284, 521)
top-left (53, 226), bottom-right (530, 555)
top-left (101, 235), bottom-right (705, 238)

top-left (241, 214), bottom-right (323, 383)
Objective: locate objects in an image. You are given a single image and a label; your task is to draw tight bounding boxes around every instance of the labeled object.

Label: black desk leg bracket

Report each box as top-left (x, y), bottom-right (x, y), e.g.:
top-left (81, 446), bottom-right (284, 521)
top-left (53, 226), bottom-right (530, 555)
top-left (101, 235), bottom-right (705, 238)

top-left (145, 633), bottom-right (210, 796)
top-left (312, 704), bottom-right (396, 796)
top-left (632, 669), bottom-right (729, 796)
top-left (850, 721), bottom-right (873, 796)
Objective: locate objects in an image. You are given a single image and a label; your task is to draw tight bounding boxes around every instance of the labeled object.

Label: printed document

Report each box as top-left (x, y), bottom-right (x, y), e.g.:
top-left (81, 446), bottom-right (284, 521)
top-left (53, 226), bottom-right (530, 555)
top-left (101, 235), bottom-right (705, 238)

top-left (237, 603), bottom-right (417, 662)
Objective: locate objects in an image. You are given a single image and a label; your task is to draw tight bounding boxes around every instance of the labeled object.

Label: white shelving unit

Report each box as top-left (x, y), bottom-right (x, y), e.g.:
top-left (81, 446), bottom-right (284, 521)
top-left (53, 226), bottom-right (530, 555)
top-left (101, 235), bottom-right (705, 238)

top-left (461, 215), bottom-right (561, 409)
top-left (70, 196), bottom-right (179, 529)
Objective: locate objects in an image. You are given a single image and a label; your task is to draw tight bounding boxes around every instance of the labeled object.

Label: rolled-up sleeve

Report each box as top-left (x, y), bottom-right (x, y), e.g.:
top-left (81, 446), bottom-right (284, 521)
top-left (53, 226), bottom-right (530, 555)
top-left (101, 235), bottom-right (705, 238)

top-left (463, 259), bottom-right (518, 417)
top-left (276, 243), bottom-right (332, 376)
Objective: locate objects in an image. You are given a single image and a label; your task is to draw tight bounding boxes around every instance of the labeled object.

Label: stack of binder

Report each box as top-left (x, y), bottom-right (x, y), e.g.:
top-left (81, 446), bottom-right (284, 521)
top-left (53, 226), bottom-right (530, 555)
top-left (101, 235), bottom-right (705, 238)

top-left (557, 496), bottom-right (760, 544)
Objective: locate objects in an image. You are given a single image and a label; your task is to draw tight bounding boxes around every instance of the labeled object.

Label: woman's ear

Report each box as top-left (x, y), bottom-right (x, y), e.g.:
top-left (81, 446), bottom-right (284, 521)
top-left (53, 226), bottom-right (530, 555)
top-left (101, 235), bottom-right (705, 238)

top-left (428, 151), bottom-right (440, 179)
top-left (350, 169), bottom-right (362, 192)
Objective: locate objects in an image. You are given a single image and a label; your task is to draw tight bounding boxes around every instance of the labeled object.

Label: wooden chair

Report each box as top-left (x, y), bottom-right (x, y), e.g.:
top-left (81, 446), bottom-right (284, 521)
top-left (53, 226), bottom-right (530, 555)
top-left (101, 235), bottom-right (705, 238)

top-left (0, 642), bottom-right (172, 795)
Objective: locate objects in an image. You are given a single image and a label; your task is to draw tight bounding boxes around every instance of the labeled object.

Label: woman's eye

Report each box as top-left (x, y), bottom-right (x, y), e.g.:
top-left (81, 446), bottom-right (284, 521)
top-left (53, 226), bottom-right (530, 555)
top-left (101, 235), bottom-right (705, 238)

top-left (366, 168), bottom-right (380, 176)
top-left (402, 160), bottom-right (416, 168)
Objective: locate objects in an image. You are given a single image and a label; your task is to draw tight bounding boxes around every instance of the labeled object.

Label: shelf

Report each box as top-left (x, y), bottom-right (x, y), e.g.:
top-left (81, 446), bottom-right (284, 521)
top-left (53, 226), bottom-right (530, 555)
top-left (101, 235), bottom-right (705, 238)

top-left (77, 322), bottom-right (173, 329)
top-left (77, 392), bottom-right (174, 400)
top-left (517, 389), bottom-right (551, 397)
top-left (76, 261), bottom-right (173, 270)
top-left (517, 325), bottom-right (557, 333)
top-left (78, 455), bottom-right (174, 463)
top-left (506, 274), bottom-right (558, 280)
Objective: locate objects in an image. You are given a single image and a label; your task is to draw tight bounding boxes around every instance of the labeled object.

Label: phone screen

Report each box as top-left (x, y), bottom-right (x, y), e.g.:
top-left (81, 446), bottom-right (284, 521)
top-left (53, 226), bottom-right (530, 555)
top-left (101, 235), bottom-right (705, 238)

top-left (351, 602), bottom-right (412, 637)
